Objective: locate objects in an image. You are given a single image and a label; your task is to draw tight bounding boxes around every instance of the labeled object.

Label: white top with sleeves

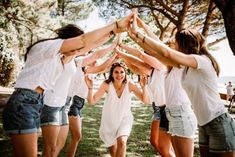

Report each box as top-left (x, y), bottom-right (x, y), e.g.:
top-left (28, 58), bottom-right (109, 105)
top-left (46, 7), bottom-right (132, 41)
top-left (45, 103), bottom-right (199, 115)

top-left (15, 39), bottom-right (64, 91)
top-left (181, 55), bottom-right (226, 126)
top-left (148, 68), bottom-right (166, 106)
top-left (68, 56), bottom-right (89, 99)
top-left (165, 67), bottom-right (191, 108)
top-left (99, 81), bottom-right (133, 147)
top-left (226, 84), bottom-right (234, 96)
top-left (43, 59), bottom-right (77, 107)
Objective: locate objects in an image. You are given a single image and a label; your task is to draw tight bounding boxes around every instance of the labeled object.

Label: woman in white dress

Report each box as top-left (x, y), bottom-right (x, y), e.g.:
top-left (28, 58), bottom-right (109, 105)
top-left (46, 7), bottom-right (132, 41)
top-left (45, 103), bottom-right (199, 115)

top-left (85, 62), bottom-right (150, 157)
top-left (116, 45), bottom-right (175, 157)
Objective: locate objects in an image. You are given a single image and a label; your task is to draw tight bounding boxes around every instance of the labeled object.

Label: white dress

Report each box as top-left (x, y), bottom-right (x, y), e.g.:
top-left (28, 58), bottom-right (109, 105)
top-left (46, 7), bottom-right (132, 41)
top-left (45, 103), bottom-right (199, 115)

top-left (99, 81), bottom-right (133, 147)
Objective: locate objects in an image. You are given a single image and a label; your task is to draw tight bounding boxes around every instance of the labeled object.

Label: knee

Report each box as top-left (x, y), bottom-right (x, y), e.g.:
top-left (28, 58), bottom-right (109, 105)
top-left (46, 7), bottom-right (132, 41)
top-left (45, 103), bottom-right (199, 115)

top-left (150, 137), bottom-right (159, 149)
top-left (117, 138), bottom-right (127, 149)
top-left (72, 132), bottom-right (82, 142)
top-left (109, 147), bottom-right (116, 157)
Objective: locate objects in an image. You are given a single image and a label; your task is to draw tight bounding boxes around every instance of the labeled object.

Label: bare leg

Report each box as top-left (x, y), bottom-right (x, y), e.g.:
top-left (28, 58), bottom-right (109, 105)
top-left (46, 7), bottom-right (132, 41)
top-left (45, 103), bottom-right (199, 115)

top-left (109, 142), bottom-right (117, 157)
top-left (67, 116), bottom-right (82, 157)
top-left (54, 125), bottom-right (69, 157)
top-left (171, 136), bottom-right (194, 157)
top-left (159, 131), bottom-right (175, 157)
top-left (41, 125), bottom-right (60, 157)
top-left (116, 136), bottom-right (128, 157)
top-left (150, 120), bottom-right (175, 157)
top-left (11, 133), bottom-right (38, 157)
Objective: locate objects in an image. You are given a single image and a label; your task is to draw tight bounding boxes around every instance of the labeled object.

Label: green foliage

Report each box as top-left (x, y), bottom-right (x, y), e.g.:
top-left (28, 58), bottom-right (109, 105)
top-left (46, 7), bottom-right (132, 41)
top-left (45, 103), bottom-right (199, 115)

top-left (93, 0), bottom-right (224, 40)
top-left (0, 0), bottom-right (94, 86)
top-left (0, 46), bottom-right (19, 87)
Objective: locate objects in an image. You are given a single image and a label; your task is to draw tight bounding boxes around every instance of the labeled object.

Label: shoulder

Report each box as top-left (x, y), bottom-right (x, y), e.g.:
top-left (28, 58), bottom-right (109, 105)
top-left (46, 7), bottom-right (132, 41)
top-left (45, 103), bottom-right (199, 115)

top-left (128, 80), bottom-right (137, 91)
top-left (191, 54), bottom-right (211, 69)
top-left (30, 39), bottom-right (64, 57)
top-left (100, 81), bottom-right (109, 90)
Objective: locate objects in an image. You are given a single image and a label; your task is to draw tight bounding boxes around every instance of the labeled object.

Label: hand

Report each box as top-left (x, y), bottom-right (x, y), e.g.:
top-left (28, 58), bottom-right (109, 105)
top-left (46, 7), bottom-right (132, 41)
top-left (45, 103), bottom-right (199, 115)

top-left (129, 13), bottom-right (138, 34)
top-left (139, 75), bottom-right (148, 88)
top-left (136, 16), bottom-right (145, 29)
top-left (113, 34), bottom-right (122, 47)
top-left (115, 12), bottom-right (134, 33)
top-left (85, 75), bottom-right (93, 89)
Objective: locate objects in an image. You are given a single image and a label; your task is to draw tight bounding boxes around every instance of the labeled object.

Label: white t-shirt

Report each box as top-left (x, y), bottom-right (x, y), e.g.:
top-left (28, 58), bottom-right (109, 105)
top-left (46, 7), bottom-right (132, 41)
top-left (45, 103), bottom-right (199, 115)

top-left (15, 39), bottom-right (64, 90)
top-left (181, 55), bottom-right (226, 126)
top-left (226, 84), bottom-right (234, 96)
top-left (165, 67), bottom-right (191, 107)
top-left (68, 57), bottom-right (89, 99)
top-left (148, 68), bottom-right (166, 106)
top-left (44, 59), bottom-right (77, 107)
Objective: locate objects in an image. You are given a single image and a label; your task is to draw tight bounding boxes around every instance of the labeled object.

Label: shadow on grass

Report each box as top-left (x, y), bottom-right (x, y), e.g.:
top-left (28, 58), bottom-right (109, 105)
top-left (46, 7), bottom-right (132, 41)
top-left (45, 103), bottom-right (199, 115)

top-left (0, 98), bottom-right (200, 157)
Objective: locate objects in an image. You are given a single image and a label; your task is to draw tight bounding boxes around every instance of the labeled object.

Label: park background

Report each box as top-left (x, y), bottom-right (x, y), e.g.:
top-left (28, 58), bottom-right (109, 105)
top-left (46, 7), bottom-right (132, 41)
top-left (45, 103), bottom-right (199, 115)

top-left (0, 0), bottom-right (235, 156)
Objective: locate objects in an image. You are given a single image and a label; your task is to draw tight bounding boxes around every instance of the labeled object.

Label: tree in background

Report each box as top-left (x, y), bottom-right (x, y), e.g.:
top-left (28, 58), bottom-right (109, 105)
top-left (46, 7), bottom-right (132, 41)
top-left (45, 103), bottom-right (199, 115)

top-left (93, 0), bottom-right (225, 45)
top-left (212, 0), bottom-right (235, 55)
top-left (0, 0), bottom-right (93, 87)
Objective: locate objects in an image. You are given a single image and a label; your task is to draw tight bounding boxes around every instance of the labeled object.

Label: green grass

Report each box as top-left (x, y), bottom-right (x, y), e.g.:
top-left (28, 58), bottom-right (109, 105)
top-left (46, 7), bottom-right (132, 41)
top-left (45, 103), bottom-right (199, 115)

top-left (0, 96), bottom-right (200, 157)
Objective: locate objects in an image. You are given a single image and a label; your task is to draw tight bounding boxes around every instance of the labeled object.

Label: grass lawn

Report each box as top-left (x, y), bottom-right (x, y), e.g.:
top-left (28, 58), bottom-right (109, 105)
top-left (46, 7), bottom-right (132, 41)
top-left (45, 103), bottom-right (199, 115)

top-left (0, 96), bottom-right (200, 157)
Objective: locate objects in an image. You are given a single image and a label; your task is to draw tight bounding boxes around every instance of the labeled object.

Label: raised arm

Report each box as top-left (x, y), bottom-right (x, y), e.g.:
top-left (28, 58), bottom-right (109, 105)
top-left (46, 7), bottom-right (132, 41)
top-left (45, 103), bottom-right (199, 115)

top-left (60, 12), bottom-right (134, 54)
top-left (116, 47), bottom-right (152, 76)
top-left (129, 77), bottom-right (150, 104)
top-left (85, 76), bottom-right (108, 105)
top-left (85, 53), bottom-right (118, 74)
top-left (119, 44), bottom-right (163, 70)
top-left (129, 14), bottom-right (197, 68)
top-left (136, 17), bottom-right (159, 41)
top-left (81, 43), bottom-right (116, 67)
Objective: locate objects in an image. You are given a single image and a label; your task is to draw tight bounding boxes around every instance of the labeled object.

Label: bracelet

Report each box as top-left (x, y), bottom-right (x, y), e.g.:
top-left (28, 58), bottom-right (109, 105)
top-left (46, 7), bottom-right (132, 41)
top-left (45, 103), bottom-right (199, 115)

top-left (110, 30), bottom-right (115, 36)
top-left (88, 88), bottom-right (92, 90)
top-left (135, 32), bottom-right (139, 39)
top-left (115, 21), bottom-right (119, 28)
top-left (142, 36), bottom-right (146, 43)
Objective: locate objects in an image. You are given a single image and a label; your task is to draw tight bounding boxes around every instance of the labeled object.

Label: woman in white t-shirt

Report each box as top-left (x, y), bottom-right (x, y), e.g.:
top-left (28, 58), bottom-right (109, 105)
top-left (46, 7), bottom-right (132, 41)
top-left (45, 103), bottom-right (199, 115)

top-left (128, 16), bottom-right (196, 157)
top-left (116, 45), bottom-right (175, 157)
top-left (85, 62), bottom-right (150, 157)
top-left (226, 81), bottom-right (234, 103)
top-left (129, 14), bottom-right (235, 157)
top-left (2, 13), bottom-right (134, 157)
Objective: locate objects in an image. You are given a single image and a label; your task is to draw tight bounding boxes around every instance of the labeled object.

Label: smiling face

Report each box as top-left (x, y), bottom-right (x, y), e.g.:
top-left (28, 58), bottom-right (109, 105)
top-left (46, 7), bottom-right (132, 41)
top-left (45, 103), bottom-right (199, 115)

top-left (105, 62), bottom-right (127, 84)
top-left (112, 66), bottom-right (126, 83)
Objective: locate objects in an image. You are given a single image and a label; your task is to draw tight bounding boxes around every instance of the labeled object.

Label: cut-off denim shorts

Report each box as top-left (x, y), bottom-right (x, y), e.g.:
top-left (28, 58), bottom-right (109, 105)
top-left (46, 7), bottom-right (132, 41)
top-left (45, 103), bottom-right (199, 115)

top-left (165, 103), bottom-right (197, 138)
top-left (199, 112), bottom-right (235, 153)
top-left (41, 97), bottom-right (71, 126)
top-left (152, 103), bottom-right (169, 131)
top-left (68, 95), bottom-right (85, 117)
top-left (2, 88), bottom-right (43, 134)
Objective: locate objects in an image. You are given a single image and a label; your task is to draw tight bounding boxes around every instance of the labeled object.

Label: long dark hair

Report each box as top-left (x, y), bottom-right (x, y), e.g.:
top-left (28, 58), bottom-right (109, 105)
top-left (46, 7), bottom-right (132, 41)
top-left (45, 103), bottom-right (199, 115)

top-left (105, 62), bottom-right (127, 84)
top-left (25, 24), bottom-right (84, 61)
top-left (175, 29), bottom-right (220, 76)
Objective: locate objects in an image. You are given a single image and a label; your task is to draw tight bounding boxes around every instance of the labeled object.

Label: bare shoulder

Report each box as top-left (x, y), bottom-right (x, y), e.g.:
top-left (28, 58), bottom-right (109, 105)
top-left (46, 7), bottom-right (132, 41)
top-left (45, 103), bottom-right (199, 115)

top-left (100, 81), bottom-right (109, 91)
top-left (128, 80), bottom-right (137, 91)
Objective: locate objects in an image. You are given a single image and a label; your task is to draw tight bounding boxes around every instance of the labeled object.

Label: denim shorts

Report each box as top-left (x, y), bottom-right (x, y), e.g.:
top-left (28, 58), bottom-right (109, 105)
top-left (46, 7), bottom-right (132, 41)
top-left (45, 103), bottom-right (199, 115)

top-left (41, 97), bottom-right (71, 126)
top-left (165, 104), bottom-right (197, 138)
top-left (2, 88), bottom-right (43, 134)
top-left (152, 103), bottom-right (169, 131)
top-left (68, 95), bottom-right (85, 117)
top-left (199, 112), bottom-right (235, 153)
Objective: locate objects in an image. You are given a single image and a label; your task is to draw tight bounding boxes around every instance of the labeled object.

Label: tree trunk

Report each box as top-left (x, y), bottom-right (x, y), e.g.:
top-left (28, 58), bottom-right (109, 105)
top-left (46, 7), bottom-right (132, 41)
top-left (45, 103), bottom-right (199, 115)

top-left (212, 0), bottom-right (235, 55)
